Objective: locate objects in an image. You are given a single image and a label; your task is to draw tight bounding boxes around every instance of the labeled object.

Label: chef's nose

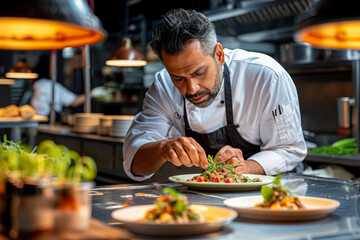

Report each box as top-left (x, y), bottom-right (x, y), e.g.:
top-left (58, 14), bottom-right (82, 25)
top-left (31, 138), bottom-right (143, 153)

top-left (186, 78), bottom-right (200, 94)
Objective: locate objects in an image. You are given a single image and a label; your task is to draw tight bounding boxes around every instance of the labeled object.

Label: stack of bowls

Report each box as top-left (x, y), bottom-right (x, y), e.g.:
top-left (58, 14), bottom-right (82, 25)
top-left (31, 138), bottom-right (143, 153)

top-left (72, 113), bottom-right (103, 133)
top-left (110, 115), bottom-right (134, 137)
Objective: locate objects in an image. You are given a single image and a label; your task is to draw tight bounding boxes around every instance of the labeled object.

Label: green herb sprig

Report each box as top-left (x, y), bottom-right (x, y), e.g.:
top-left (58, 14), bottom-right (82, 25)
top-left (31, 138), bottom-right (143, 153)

top-left (261, 174), bottom-right (298, 201)
top-left (205, 155), bottom-right (234, 173)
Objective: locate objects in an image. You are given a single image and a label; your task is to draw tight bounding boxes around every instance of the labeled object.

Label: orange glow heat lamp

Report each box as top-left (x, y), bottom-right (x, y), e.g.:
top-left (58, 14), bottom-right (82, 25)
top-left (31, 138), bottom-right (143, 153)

top-left (0, 18), bottom-right (105, 50)
top-left (294, 0), bottom-right (360, 50)
top-left (296, 20), bottom-right (360, 50)
top-left (0, 0), bottom-right (107, 50)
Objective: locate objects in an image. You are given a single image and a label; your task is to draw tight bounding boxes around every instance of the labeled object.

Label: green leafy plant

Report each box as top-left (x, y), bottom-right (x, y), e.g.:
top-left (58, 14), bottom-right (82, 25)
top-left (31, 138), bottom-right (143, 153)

top-left (0, 136), bottom-right (97, 183)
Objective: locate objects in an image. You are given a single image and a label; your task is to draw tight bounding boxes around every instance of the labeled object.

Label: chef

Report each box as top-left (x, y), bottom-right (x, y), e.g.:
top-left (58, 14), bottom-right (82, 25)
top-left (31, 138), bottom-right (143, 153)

top-left (123, 8), bottom-right (307, 181)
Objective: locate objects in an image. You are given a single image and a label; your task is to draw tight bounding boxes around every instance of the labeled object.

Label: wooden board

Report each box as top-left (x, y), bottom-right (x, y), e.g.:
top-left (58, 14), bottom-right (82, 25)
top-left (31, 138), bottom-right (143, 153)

top-left (0, 115), bottom-right (48, 122)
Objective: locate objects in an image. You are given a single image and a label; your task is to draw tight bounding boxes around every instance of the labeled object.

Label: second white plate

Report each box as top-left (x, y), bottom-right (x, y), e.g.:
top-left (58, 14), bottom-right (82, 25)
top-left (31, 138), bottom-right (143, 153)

top-left (223, 195), bottom-right (340, 221)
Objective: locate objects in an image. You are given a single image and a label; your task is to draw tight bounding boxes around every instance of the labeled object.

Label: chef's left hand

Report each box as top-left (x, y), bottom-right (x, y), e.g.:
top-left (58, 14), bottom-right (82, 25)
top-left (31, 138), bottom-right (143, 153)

top-left (214, 145), bottom-right (248, 174)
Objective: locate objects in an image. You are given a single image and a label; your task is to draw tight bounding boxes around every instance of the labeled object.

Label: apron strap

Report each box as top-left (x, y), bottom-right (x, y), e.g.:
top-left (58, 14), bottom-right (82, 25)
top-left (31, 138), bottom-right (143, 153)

top-left (223, 63), bottom-right (234, 125)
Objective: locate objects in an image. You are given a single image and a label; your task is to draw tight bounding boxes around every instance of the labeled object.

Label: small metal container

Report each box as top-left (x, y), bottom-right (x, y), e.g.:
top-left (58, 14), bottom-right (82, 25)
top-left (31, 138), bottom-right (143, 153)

top-left (336, 97), bottom-right (355, 136)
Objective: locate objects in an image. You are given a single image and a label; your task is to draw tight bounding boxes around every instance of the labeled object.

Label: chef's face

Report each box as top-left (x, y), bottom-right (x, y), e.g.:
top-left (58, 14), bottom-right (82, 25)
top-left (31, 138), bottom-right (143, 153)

top-left (161, 40), bottom-right (225, 108)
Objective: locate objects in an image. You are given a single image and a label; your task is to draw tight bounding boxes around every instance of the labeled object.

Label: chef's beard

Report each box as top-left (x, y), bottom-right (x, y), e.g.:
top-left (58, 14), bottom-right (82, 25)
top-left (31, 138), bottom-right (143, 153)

top-left (186, 60), bottom-right (222, 108)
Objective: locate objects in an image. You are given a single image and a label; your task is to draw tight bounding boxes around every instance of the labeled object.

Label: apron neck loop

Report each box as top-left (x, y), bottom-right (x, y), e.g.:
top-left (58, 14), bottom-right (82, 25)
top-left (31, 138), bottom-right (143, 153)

top-left (223, 63), bottom-right (234, 125)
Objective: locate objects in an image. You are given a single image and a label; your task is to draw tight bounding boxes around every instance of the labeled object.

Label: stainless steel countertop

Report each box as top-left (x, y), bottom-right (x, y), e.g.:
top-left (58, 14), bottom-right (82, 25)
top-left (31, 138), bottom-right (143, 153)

top-left (91, 173), bottom-right (360, 240)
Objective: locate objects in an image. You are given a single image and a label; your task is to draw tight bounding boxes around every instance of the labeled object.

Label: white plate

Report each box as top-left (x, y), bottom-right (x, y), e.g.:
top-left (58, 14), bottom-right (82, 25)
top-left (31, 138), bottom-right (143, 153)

top-left (111, 204), bottom-right (237, 236)
top-left (169, 173), bottom-right (274, 191)
top-left (223, 195), bottom-right (340, 221)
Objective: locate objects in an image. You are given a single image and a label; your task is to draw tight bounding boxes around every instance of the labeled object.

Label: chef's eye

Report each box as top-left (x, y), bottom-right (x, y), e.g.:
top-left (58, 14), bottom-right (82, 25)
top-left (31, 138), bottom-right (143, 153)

top-left (194, 71), bottom-right (205, 77)
top-left (173, 77), bottom-right (184, 82)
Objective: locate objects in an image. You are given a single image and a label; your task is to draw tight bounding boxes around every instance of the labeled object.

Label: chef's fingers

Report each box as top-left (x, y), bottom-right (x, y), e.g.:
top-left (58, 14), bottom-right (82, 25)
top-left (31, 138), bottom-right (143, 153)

top-left (215, 145), bottom-right (232, 160)
top-left (234, 159), bottom-right (248, 174)
top-left (226, 157), bottom-right (239, 166)
top-left (215, 145), bottom-right (239, 163)
top-left (166, 148), bottom-right (182, 166)
top-left (170, 138), bottom-right (193, 167)
top-left (188, 137), bottom-right (207, 169)
top-left (180, 137), bottom-right (200, 167)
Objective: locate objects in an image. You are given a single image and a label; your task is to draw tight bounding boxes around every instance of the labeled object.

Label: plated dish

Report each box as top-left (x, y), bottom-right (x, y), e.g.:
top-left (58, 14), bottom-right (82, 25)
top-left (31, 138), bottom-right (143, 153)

top-left (111, 188), bottom-right (238, 236)
top-left (223, 195), bottom-right (340, 221)
top-left (112, 204), bottom-right (237, 236)
top-left (169, 173), bottom-right (274, 191)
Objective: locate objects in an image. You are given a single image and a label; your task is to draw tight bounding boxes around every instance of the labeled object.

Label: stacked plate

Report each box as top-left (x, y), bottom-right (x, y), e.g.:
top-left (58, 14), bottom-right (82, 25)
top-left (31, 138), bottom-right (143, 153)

top-left (110, 115), bottom-right (134, 137)
top-left (97, 116), bottom-right (113, 135)
top-left (72, 113), bottom-right (103, 134)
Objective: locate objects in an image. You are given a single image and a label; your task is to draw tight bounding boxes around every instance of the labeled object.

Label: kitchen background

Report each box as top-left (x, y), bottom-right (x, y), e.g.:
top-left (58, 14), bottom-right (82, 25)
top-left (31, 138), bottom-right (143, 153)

top-left (1, 0), bottom-right (359, 181)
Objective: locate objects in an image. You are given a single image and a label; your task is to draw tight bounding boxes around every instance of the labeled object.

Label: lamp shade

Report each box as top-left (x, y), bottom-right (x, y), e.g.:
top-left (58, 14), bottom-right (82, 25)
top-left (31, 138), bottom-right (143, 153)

top-left (5, 59), bottom-right (38, 79)
top-left (106, 37), bottom-right (147, 67)
top-left (0, 0), bottom-right (107, 50)
top-left (294, 0), bottom-right (360, 49)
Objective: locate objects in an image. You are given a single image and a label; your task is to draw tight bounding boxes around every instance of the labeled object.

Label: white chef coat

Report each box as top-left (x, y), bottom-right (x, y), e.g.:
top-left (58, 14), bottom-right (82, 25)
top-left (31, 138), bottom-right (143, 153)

top-left (123, 48), bottom-right (307, 181)
top-left (31, 78), bottom-right (76, 116)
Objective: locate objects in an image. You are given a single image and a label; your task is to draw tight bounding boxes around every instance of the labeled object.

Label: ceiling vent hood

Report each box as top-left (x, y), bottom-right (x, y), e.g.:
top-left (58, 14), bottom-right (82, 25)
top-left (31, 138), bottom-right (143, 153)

top-left (205, 0), bottom-right (314, 42)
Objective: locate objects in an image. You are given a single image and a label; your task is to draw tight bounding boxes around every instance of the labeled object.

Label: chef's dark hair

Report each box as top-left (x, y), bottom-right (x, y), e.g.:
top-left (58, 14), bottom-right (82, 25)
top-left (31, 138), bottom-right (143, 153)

top-left (150, 8), bottom-right (217, 61)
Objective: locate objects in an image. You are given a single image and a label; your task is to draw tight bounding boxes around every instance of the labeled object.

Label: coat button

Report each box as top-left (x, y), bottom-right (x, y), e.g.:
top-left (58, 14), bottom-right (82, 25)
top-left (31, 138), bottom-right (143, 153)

top-left (235, 124), bottom-right (240, 128)
top-left (220, 100), bottom-right (224, 104)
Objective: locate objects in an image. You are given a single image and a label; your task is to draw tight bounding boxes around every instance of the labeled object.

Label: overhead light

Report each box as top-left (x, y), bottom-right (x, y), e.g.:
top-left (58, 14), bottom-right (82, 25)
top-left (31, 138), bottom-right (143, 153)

top-left (0, 0), bottom-right (107, 50)
top-left (294, 0), bottom-right (360, 49)
top-left (106, 37), bottom-right (147, 67)
top-left (5, 59), bottom-right (38, 79)
top-left (105, 0), bottom-right (147, 67)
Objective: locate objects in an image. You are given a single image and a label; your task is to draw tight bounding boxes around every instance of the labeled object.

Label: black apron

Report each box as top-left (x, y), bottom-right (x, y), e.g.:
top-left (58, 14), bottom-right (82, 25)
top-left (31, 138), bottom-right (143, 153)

top-left (184, 63), bottom-right (260, 159)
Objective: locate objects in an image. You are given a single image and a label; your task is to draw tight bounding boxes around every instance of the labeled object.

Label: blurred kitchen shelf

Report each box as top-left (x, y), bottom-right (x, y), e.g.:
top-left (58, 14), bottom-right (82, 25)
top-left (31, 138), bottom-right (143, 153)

top-left (305, 152), bottom-right (360, 167)
top-left (282, 60), bottom-right (353, 75)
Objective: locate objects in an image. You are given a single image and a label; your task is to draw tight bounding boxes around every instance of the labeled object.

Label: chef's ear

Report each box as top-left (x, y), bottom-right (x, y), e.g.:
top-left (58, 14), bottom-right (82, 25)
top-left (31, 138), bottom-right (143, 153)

top-left (214, 43), bottom-right (225, 66)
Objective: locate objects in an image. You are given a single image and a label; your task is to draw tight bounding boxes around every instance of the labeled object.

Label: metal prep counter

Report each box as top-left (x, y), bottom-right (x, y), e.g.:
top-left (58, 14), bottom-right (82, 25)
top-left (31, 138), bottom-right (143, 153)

top-left (91, 173), bottom-right (360, 240)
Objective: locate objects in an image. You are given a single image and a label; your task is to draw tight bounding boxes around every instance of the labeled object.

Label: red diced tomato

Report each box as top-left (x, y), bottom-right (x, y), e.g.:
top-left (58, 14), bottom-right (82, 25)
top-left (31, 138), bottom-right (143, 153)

top-left (214, 177), bottom-right (220, 182)
top-left (197, 178), bottom-right (203, 182)
top-left (225, 178), bottom-right (235, 183)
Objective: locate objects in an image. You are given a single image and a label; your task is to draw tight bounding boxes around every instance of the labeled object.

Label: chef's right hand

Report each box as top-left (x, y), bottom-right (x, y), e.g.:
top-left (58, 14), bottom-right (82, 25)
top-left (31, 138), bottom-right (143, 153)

top-left (162, 137), bottom-right (208, 169)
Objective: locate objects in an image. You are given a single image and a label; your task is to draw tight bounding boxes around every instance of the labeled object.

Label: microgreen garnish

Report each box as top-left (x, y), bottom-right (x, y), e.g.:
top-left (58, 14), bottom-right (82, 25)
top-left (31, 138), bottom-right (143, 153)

top-left (205, 155), bottom-right (234, 173)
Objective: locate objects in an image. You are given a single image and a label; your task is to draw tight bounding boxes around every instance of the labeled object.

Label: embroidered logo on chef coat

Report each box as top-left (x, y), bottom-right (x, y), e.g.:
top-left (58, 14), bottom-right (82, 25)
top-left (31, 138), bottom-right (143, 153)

top-left (174, 112), bottom-right (182, 120)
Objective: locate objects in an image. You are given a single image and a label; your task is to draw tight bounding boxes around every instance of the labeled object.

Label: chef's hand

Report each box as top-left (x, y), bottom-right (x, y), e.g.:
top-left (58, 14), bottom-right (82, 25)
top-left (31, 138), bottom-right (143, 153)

top-left (162, 137), bottom-right (208, 169)
top-left (214, 145), bottom-right (248, 174)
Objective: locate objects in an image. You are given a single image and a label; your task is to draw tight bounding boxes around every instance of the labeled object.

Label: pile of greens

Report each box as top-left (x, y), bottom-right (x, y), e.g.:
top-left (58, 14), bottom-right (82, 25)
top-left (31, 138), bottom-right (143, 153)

top-left (0, 136), bottom-right (97, 183)
top-left (205, 155), bottom-right (235, 173)
top-left (308, 138), bottom-right (358, 156)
